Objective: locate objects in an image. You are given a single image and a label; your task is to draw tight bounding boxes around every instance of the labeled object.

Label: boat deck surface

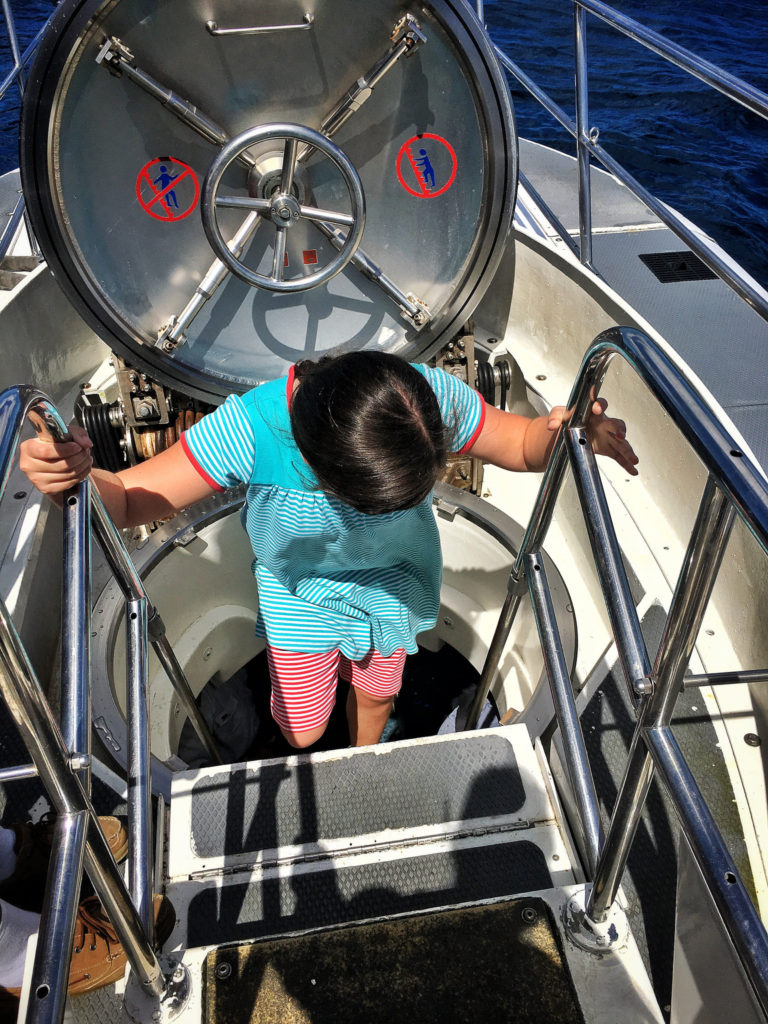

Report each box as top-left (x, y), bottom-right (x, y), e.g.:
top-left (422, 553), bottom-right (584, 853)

top-left (516, 139), bottom-right (768, 471)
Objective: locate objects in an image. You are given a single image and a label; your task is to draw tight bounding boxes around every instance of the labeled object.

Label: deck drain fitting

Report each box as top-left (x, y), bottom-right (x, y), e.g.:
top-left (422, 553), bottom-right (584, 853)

top-left (563, 887), bottom-right (629, 954)
top-left (124, 955), bottom-right (192, 1022)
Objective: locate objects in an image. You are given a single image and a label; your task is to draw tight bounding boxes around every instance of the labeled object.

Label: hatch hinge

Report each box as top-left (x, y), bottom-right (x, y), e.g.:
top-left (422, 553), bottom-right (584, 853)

top-left (435, 326), bottom-right (484, 495)
top-left (115, 357), bottom-right (171, 429)
top-left (94, 36), bottom-right (134, 76)
top-left (392, 13), bottom-right (427, 54)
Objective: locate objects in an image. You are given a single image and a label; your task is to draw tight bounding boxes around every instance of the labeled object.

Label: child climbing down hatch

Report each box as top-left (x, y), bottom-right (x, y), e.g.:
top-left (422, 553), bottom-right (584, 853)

top-left (19, 351), bottom-right (638, 750)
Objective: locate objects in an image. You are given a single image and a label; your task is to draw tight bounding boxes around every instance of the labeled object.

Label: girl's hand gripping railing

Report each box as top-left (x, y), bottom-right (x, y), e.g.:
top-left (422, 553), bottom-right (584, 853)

top-left (0, 385), bottom-right (167, 1001)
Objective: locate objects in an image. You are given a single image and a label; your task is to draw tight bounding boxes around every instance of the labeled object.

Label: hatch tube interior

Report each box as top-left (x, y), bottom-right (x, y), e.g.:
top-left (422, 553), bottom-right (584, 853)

top-left (90, 490), bottom-right (574, 798)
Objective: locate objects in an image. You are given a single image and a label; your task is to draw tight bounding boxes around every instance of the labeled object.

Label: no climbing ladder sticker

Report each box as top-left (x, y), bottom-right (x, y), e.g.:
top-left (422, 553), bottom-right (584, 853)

top-left (396, 133), bottom-right (457, 198)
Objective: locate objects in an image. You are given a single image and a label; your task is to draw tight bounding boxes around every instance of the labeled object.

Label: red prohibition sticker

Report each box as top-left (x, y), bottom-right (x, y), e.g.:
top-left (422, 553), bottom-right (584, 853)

top-left (136, 157), bottom-right (200, 221)
top-left (396, 134), bottom-right (457, 198)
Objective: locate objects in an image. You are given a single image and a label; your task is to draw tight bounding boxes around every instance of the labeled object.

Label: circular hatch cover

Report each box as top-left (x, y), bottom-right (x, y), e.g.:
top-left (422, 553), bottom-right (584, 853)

top-left (22, 0), bottom-right (517, 403)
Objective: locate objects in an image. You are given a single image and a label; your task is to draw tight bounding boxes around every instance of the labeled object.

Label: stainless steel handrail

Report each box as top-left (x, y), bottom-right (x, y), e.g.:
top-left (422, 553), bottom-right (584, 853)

top-left (492, 2), bottom-right (768, 321)
top-left (645, 725), bottom-right (768, 1009)
top-left (580, 0), bottom-right (768, 120)
top-left (30, 812), bottom-right (88, 1022)
top-left (0, 386), bottom-right (167, 1012)
top-left (526, 552), bottom-right (603, 877)
top-left (0, 386), bottom-right (220, 762)
top-left (0, 0), bottom-right (27, 100)
top-left (0, 2), bottom-right (47, 260)
top-left (468, 325), bottom-right (768, 1015)
top-left (0, 383), bottom-right (224, 1012)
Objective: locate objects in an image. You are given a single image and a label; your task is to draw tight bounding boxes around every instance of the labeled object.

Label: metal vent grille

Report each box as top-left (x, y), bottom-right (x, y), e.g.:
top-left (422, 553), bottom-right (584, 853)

top-left (639, 250), bottom-right (717, 283)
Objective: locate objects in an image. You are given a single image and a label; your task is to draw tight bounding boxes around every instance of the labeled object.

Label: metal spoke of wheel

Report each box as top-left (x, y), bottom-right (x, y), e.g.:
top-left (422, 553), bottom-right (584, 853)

top-left (272, 228), bottom-right (287, 283)
top-left (281, 138), bottom-right (299, 196)
top-left (215, 196), bottom-right (271, 213)
top-left (299, 205), bottom-right (355, 227)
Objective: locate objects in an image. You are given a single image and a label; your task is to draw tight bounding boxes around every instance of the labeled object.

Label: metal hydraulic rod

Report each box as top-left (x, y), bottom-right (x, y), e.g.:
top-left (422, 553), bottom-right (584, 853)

top-left (95, 38), bottom-right (236, 154)
top-left (157, 212), bottom-right (261, 350)
top-left (316, 221), bottom-right (430, 326)
top-left (314, 15), bottom-right (425, 142)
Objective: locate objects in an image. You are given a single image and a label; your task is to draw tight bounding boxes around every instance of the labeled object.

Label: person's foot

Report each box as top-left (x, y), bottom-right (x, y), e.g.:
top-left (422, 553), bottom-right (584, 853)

top-left (0, 815), bottom-right (129, 912)
top-left (0, 892), bottom-right (175, 1009)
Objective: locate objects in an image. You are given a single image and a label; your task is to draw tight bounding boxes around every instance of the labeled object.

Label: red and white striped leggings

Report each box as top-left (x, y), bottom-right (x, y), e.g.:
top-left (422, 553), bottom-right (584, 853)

top-left (266, 645), bottom-right (406, 734)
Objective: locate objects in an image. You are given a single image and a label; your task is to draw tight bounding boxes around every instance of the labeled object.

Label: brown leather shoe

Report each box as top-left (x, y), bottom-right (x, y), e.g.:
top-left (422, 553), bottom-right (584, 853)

top-left (0, 815), bottom-right (129, 912)
top-left (68, 892), bottom-right (175, 997)
top-left (0, 892), bottom-right (175, 1007)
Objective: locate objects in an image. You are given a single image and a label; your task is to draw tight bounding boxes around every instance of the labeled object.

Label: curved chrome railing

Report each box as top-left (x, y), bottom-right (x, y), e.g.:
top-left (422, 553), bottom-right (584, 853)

top-left (0, 388), bottom-right (220, 1018)
top-left (0, 389), bottom-right (165, 1019)
top-left (468, 324), bottom-right (768, 1015)
top-left (0, 0), bottom-right (46, 260)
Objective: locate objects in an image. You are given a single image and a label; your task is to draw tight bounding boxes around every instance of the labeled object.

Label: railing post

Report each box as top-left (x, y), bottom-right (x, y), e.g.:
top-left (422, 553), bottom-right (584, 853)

top-left (0, 0), bottom-right (25, 96)
top-left (466, 348), bottom-right (614, 730)
top-left (646, 726), bottom-right (768, 1017)
top-left (527, 553), bottom-right (603, 875)
top-left (91, 497), bottom-right (222, 764)
top-left (566, 426), bottom-right (653, 703)
top-left (27, 811), bottom-right (88, 1023)
top-left (466, 424), bottom-right (576, 729)
top-left (127, 597), bottom-right (154, 940)
top-left (0, 599), bottom-right (166, 998)
top-left (587, 475), bottom-right (735, 922)
top-left (61, 481), bottom-right (92, 792)
top-left (574, 1), bottom-right (594, 268)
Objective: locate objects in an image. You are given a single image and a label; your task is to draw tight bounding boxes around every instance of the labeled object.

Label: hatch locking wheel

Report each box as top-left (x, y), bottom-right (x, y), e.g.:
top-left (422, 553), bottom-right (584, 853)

top-left (201, 122), bottom-right (366, 292)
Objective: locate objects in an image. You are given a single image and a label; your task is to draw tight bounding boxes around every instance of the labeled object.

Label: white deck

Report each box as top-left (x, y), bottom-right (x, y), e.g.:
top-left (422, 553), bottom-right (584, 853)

top-left (515, 139), bottom-right (768, 470)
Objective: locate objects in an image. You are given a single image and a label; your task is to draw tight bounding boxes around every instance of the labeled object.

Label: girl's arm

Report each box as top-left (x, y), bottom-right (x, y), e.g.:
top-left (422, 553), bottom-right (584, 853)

top-left (19, 425), bottom-right (217, 529)
top-left (469, 399), bottom-right (639, 475)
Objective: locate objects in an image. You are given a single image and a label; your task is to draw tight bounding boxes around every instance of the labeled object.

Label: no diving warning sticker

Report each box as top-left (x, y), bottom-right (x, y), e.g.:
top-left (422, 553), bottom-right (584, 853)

top-left (396, 133), bottom-right (457, 198)
top-left (136, 157), bottom-right (199, 221)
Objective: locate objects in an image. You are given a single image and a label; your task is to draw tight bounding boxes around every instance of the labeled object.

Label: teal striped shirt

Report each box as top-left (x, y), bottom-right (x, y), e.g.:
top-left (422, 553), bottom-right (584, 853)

top-left (181, 364), bottom-right (484, 658)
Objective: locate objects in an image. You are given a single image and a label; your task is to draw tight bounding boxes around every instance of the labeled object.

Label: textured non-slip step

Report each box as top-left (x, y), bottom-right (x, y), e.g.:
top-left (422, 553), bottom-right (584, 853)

top-left (166, 824), bottom-right (574, 950)
top-left (168, 727), bottom-right (558, 877)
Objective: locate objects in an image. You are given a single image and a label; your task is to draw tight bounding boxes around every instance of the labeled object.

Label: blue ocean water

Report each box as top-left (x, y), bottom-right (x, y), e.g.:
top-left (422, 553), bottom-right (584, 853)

top-left (1, 0), bottom-right (766, 284)
top-left (486, 0), bottom-right (768, 286)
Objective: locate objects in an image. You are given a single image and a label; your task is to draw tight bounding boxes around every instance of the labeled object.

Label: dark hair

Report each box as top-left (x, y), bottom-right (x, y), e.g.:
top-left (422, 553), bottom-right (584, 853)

top-left (290, 351), bottom-right (448, 514)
